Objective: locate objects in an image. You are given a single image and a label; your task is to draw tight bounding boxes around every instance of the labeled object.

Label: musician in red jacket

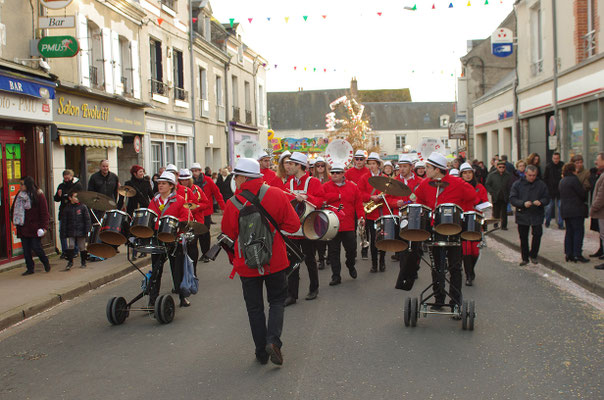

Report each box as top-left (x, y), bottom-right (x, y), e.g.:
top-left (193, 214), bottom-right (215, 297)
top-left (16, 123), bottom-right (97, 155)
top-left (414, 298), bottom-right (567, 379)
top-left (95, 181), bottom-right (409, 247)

top-left (312, 156), bottom-right (330, 270)
top-left (459, 162), bottom-right (489, 287)
top-left (269, 151), bottom-right (291, 190)
top-left (221, 158), bottom-right (300, 366)
top-left (322, 163), bottom-right (365, 285)
top-left (147, 171), bottom-right (191, 308)
top-left (414, 152), bottom-right (477, 312)
top-left (283, 151), bottom-right (325, 306)
top-left (258, 151), bottom-right (277, 184)
top-left (358, 152), bottom-right (388, 272)
top-left (345, 149), bottom-right (369, 184)
top-left (193, 167), bottom-right (226, 263)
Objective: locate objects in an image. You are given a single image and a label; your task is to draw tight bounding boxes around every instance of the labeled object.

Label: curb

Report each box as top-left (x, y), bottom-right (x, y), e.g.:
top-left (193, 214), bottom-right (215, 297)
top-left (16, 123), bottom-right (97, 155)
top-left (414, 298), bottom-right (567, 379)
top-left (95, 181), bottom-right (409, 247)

top-left (489, 232), bottom-right (604, 298)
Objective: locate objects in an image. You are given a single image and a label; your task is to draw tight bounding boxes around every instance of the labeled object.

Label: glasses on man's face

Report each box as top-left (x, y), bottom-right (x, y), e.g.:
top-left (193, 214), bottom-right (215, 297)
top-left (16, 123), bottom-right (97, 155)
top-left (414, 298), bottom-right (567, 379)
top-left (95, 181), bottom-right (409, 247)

top-left (331, 171), bottom-right (343, 175)
top-left (354, 157), bottom-right (365, 161)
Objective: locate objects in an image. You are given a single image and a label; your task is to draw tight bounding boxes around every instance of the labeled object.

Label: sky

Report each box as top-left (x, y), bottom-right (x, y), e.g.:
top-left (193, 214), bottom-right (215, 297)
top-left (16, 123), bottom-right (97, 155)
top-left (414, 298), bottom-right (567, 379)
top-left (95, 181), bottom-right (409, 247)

top-left (210, 0), bottom-right (515, 102)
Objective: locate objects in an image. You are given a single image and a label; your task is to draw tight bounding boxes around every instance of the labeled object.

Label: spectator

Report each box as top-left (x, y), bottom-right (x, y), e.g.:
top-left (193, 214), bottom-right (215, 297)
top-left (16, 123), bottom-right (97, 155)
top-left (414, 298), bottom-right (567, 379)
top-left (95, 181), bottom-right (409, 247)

top-left (515, 160), bottom-right (527, 178)
top-left (87, 160), bottom-right (119, 219)
top-left (216, 166), bottom-right (234, 201)
top-left (500, 155), bottom-right (515, 175)
top-left (510, 165), bottom-right (550, 266)
top-left (205, 166), bottom-right (212, 177)
top-left (60, 190), bottom-right (92, 270)
top-left (559, 162), bottom-right (589, 263)
top-left (477, 161), bottom-right (488, 184)
top-left (543, 152), bottom-right (565, 229)
top-left (489, 155), bottom-right (500, 173)
top-left (589, 161), bottom-right (603, 257)
top-left (10, 176), bottom-right (51, 275)
top-left (53, 169), bottom-right (82, 258)
top-left (526, 153), bottom-right (542, 179)
top-left (152, 166), bottom-right (165, 194)
top-left (118, 165), bottom-right (153, 215)
top-left (485, 161), bottom-right (513, 230)
top-left (571, 154), bottom-right (591, 191)
top-left (589, 152), bottom-right (604, 270)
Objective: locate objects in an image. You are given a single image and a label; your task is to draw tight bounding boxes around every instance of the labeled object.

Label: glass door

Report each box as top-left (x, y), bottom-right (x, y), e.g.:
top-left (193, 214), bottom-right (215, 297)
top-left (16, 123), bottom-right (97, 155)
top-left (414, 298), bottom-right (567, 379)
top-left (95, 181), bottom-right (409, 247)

top-left (0, 131), bottom-right (25, 264)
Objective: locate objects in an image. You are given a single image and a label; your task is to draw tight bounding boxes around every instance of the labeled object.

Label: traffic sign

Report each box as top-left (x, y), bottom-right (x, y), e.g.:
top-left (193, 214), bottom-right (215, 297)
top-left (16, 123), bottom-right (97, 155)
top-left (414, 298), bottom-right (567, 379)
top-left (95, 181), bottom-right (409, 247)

top-left (548, 115), bottom-right (556, 136)
top-left (38, 36), bottom-right (79, 58)
top-left (40, 0), bottom-right (73, 9)
top-left (133, 136), bottom-right (141, 154)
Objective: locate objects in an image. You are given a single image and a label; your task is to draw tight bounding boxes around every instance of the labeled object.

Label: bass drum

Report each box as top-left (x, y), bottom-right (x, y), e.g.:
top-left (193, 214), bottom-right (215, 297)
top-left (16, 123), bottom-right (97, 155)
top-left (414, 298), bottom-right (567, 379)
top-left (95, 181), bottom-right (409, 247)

top-left (375, 215), bottom-right (408, 252)
top-left (303, 210), bottom-right (340, 241)
top-left (87, 223), bottom-right (117, 259)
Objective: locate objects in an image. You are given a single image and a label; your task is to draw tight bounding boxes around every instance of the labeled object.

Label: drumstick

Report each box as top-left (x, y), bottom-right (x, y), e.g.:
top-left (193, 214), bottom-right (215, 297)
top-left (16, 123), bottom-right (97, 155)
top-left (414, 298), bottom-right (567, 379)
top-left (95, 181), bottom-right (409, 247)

top-left (286, 189), bottom-right (318, 209)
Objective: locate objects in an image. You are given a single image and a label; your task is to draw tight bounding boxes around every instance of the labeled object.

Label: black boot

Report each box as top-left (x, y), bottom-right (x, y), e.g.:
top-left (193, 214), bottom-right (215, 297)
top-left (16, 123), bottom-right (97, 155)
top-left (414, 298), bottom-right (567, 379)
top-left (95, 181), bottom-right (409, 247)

top-left (80, 251), bottom-right (88, 268)
top-left (379, 252), bottom-right (386, 272)
top-left (590, 239), bottom-right (603, 257)
top-left (370, 261), bottom-right (377, 273)
top-left (361, 247), bottom-right (369, 260)
top-left (463, 255), bottom-right (473, 286)
top-left (65, 249), bottom-right (74, 270)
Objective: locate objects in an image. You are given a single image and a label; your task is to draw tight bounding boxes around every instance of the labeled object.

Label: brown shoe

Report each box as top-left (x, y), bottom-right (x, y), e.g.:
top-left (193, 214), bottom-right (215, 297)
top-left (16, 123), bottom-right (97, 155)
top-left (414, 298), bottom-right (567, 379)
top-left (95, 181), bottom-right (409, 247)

top-left (265, 343), bottom-right (283, 365)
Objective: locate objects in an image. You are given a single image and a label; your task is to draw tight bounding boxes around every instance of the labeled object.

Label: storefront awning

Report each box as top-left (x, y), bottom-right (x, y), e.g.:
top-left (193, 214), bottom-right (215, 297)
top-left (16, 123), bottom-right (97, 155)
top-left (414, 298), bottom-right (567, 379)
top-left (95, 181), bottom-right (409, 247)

top-left (59, 130), bottom-right (123, 148)
top-left (0, 69), bottom-right (56, 99)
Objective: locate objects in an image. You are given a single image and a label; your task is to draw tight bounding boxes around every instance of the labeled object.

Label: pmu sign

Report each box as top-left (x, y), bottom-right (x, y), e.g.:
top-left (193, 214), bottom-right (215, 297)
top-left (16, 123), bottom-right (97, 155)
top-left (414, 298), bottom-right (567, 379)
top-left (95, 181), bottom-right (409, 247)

top-left (491, 27), bottom-right (513, 58)
top-left (38, 36), bottom-right (79, 58)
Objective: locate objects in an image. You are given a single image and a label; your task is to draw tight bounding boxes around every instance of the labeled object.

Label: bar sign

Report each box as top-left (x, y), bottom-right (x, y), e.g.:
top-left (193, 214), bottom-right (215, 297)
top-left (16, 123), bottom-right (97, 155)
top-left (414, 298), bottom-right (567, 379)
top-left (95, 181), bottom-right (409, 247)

top-left (39, 16), bottom-right (75, 29)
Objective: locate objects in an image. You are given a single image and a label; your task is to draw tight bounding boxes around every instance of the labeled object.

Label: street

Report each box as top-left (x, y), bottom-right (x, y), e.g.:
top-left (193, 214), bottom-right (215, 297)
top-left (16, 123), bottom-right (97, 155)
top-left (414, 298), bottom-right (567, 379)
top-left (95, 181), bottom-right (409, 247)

top-left (1, 239), bottom-right (602, 400)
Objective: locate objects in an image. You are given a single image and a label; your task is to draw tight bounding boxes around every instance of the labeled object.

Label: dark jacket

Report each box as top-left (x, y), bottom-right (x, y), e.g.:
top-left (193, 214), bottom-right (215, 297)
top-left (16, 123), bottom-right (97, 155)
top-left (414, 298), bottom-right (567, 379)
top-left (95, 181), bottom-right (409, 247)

top-left (11, 190), bottom-right (50, 238)
top-left (60, 202), bottom-right (92, 238)
top-left (216, 173), bottom-right (234, 200)
top-left (510, 177), bottom-right (550, 226)
top-left (53, 177), bottom-right (83, 219)
top-left (87, 171), bottom-right (119, 201)
top-left (117, 176), bottom-right (153, 214)
top-left (485, 170), bottom-right (513, 202)
top-left (543, 161), bottom-right (564, 197)
top-left (559, 175), bottom-right (587, 219)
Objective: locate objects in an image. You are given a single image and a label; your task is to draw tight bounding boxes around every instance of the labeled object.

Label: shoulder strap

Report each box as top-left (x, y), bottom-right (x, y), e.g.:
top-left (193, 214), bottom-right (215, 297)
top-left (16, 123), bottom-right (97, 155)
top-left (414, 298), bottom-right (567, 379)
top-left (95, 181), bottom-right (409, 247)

top-left (303, 176), bottom-right (311, 193)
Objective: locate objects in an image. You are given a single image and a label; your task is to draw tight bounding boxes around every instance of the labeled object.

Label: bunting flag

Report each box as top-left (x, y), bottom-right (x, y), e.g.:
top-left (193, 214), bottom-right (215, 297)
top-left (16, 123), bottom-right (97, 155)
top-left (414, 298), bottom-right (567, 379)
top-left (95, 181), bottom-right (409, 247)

top-left (192, 17), bottom-right (198, 23)
top-left (285, 16), bottom-right (289, 23)
top-left (449, 2), bottom-right (454, 7)
top-left (377, 12), bottom-right (382, 16)
top-left (248, 18), bottom-right (253, 23)
top-left (267, 17), bottom-right (271, 21)
top-left (303, 16), bottom-right (308, 21)
top-left (229, 18), bottom-right (234, 27)
top-left (157, 18), bottom-right (164, 26)
top-left (322, 15), bottom-right (327, 19)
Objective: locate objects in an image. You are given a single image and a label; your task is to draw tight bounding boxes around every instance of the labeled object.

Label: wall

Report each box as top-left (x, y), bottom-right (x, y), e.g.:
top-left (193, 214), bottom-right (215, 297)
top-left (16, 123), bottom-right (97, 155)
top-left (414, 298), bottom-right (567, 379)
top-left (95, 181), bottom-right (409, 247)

top-left (473, 87), bottom-right (516, 162)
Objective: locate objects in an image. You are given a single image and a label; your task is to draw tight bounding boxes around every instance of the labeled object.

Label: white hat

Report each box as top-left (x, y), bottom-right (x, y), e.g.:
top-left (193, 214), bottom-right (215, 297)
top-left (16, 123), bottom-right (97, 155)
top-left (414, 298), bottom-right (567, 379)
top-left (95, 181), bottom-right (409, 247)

top-left (383, 161), bottom-right (393, 168)
top-left (414, 161), bottom-right (426, 169)
top-left (354, 150), bottom-right (366, 158)
top-left (278, 150), bottom-right (291, 163)
top-left (178, 168), bottom-right (192, 180)
top-left (289, 152), bottom-right (308, 166)
top-left (190, 162), bottom-right (202, 170)
top-left (426, 152), bottom-right (448, 170)
top-left (398, 154), bottom-right (413, 164)
top-left (233, 158), bottom-right (263, 178)
top-left (157, 171), bottom-right (176, 184)
top-left (459, 162), bottom-right (473, 172)
top-left (411, 156), bottom-right (420, 164)
top-left (330, 162), bottom-right (345, 173)
top-left (314, 156), bottom-right (326, 164)
top-left (449, 168), bottom-right (460, 177)
top-left (257, 151), bottom-right (270, 161)
top-left (367, 152), bottom-right (382, 165)
top-left (165, 164), bottom-right (178, 173)
top-left (308, 158), bottom-right (316, 167)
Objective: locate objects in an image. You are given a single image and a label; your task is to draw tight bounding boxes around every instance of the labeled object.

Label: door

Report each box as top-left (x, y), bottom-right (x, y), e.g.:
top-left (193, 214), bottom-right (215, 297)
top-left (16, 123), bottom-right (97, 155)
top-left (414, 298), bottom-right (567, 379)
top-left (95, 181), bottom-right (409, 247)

top-left (0, 130), bottom-right (26, 264)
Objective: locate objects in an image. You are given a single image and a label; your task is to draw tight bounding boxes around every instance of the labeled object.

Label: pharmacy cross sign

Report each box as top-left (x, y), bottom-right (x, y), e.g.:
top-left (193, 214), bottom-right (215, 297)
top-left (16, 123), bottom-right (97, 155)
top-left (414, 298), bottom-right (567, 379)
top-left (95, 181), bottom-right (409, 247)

top-left (491, 27), bottom-right (513, 58)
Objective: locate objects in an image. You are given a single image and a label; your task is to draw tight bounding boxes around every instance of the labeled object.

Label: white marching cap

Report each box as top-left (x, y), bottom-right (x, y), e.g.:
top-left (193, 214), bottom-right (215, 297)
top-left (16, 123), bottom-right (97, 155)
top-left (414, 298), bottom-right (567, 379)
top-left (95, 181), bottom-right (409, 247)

top-left (308, 158), bottom-right (316, 166)
top-left (459, 162), bottom-right (473, 172)
top-left (190, 162), bottom-right (202, 170)
top-left (179, 169), bottom-right (192, 180)
top-left (233, 158), bottom-right (263, 178)
top-left (383, 161), bottom-right (393, 168)
top-left (258, 151), bottom-right (270, 161)
top-left (278, 150), bottom-right (291, 163)
top-left (289, 151), bottom-right (308, 165)
top-left (398, 154), bottom-right (413, 164)
top-left (315, 156), bottom-right (326, 164)
top-left (367, 152), bottom-right (382, 164)
top-left (414, 161), bottom-right (426, 168)
top-left (426, 152), bottom-right (448, 170)
top-left (449, 168), bottom-right (460, 177)
top-left (165, 164), bottom-right (178, 173)
top-left (330, 162), bottom-right (345, 173)
top-left (157, 171), bottom-right (176, 184)
top-left (354, 149), bottom-right (366, 158)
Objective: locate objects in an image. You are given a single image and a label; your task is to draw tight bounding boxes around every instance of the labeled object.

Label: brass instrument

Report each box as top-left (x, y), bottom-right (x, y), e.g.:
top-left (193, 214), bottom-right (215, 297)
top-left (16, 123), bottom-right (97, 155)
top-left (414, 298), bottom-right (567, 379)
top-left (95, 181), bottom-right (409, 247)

top-left (363, 200), bottom-right (383, 214)
top-left (358, 219), bottom-right (369, 248)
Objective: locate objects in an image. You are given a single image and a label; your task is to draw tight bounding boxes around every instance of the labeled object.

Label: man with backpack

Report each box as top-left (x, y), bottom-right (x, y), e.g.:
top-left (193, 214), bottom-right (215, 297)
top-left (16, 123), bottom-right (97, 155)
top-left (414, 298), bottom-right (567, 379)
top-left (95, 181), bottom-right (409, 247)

top-left (221, 158), bottom-right (300, 366)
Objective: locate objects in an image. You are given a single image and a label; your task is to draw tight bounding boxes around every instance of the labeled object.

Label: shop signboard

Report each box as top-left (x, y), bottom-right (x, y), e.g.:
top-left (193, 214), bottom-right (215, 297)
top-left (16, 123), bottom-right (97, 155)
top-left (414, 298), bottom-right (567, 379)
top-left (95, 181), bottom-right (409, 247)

top-left (0, 92), bottom-right (53, 123)
top-left (448, 121), bottom-right (467, 140)
top-left (39, 16), bottom-right (75, 29)
top-left (38, 36), bottom-right (79, 58)
top-left (491, 27), bottom-right (513, 58)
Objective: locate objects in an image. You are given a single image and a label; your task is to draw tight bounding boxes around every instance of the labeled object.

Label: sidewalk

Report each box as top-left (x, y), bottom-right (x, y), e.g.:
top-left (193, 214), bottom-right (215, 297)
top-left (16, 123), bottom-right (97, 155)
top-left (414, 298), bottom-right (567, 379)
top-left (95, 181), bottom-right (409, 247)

top-left (0, 215), bottom-right (222, 331)
top-left (489, 218), bottom-right (604, 298)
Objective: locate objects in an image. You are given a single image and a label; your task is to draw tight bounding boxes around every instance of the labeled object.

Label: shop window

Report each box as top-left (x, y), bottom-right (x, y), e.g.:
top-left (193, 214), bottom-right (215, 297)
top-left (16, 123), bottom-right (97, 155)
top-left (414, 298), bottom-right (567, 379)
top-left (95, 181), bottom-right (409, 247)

top-left (166, 142), bottom-right (175, 166)
top-left (85, 147), bottom-right (108, 184)
top-left (587, 101), bottom-right (599, 169)
top-left (151, 142), bottom-right (163, 175)
top-left (566, 105), bottom-right (583, 160)
top-left (176, 144), bottom-right (186, 170)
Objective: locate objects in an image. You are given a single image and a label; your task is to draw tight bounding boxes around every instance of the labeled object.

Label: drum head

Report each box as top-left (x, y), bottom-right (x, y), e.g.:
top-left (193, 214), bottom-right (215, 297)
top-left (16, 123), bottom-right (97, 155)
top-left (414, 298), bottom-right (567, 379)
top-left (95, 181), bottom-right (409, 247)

top-left (99, 231), bottom-right (127, 246)
top-left (461, 231), bottom-right (482, 241)
top-left (434, 223), bottom-right (462, 236)
top-left (88, 243), bottom-right (117, 259)
top-left (376, 239), bottom-right (408, 252)
top-left (303, 212), bottom-right (329, 240)
top-left (292, 201), bottom-right (306, 218)
top-left (130, 226), bottom-right (154, 239)
top-left (400, 229), bottom-right (431, 242)
top-left (158, 232), bottom-right (177, 243)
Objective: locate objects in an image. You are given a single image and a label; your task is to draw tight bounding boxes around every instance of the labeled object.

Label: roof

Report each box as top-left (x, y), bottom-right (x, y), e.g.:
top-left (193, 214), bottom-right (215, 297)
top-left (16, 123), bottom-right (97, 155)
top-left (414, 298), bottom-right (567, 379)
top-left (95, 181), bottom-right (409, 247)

top-left (363, 102), bottom-right (456, 131)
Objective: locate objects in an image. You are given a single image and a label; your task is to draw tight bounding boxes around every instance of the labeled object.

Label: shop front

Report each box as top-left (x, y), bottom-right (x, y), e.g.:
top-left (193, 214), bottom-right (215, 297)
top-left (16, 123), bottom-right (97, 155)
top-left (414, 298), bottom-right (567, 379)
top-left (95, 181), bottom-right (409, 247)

top-left (0, 68), bottom-right (55, 265)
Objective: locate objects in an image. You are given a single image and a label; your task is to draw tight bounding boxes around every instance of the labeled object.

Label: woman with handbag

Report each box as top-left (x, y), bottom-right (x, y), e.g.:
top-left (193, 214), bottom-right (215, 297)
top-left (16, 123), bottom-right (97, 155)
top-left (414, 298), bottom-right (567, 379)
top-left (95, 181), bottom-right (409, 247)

top-left (559, 162), bottom-right (589, 263)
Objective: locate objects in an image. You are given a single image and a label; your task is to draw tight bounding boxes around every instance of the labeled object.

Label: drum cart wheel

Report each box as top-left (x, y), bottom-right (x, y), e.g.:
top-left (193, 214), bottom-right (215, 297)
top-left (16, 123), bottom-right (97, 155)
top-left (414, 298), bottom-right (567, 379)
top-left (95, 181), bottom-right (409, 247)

top-left (404, 297), bottom-right (411, 327)
top-left (155, 294), bottom-right (175, 324)
top-left (106, 297), bottom-right (116, 324)
top-left (410, 298), bottom-right (418, 327)
top-left (111, 297), bottom-right (129, 325)
top-left (461, 300), bottom-right (468, 330)
top-left (468, 300), bottom-right (475, 331)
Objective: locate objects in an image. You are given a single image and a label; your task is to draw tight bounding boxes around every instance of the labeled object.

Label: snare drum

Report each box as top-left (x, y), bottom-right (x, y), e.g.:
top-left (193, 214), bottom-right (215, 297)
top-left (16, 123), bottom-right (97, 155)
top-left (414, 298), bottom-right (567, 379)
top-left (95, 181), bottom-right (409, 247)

top-left (99, 209), bottom-right (129, 245)
top-left (130, 208), bottom-right (158, 239)
top-left (157, 215), bottom-right (180, 242)
top-left (87, 223), bottom-right (117, 259)
top-left (375, 215), bottom-right (408, 252)
top-left (399, 204), bottom-right (432, 241)
top-left (291, 199), bottom-right (315, 221)
top-left (461, 211), bottom-right (484, 241)
top-left (303, 210), bottom-right (340, 241)
top-left (434, 203), bottom-right (463, 236)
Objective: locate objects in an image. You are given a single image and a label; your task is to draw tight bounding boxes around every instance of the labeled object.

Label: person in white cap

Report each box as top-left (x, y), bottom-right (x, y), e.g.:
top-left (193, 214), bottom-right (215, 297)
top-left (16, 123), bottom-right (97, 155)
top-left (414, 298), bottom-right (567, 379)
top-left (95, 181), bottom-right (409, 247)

top-left (345, 149), bottom-right (369, 185)
top-left (147, 171), bottom-right (192, 308)
top-left (383, 161), bottom-right (394, 177)
top-left (459, 162), bottom-right (489, 286)
top-left (270, 151), bottom-right (291, 189)
top-left (322, 162), bottom-right (365, 285)
top-left (449, 168), bottom-right (460, 177)
top-left (283, 151), bottom-right (326, 304)
top-left (413, 152), bottom-right (477, 313)
top-left (258, 151), bottom-right (277, 184)
top-left (308, 158), bottom-right (316, 177)
top-left (414, 161), bottom-right (426, 179)
top-left (311, 156), bottom-right (330, 270)
top-left (221, 158), bottom-right (300, 366)
top-left (358, 151), bottom-right (387, 271)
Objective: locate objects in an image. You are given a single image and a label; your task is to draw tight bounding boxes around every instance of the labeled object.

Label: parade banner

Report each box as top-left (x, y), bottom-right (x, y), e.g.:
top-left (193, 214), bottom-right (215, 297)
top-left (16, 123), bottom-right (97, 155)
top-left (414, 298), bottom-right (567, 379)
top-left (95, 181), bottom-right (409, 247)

top-left (271, 137), bottom-right (330, 153)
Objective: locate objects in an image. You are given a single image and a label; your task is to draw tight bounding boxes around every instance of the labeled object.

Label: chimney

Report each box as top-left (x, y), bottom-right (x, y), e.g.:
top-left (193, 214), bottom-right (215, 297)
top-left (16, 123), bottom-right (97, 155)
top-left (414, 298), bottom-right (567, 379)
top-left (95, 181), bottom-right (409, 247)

top-left (350, 77), bottom-right (358, 97)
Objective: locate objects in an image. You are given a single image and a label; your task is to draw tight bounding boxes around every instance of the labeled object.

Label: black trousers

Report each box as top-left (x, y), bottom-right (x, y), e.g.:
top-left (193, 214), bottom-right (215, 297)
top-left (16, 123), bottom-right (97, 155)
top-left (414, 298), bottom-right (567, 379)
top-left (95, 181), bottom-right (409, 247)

top-left (315, 241), bottom-right (327, 263)
top-left (240, 269), bottom-right (288, 355)
top-left (21, 236), bottom-right (50, 273)
top-left (328, 231), bottom-right (356, 279)
top-left (168, 239), bottom-right (198, 298)
top-left (431, 245), bottom-right (463, 306)
top-left (517, 224), bottom-right (543, 261)
top-left (365, 219), bottom-right (385, 265)
top-left (149, 252), bottom-right (168, 305)
top-left (287, 239), bottom-right (319, 299)
top-left (492, 200), bottom-right (508, 229)
top-left (395, 241), bottom-right (422, 290)
top-left (199, 215), bottom-right (212, 256)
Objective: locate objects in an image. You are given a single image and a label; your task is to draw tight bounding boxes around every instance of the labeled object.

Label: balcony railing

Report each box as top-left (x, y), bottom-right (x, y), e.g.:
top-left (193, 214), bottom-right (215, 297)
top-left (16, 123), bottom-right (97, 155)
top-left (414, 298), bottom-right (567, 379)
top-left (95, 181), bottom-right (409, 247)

top-left (584, 30), bottom-right (596, 59)
top-left (199, 99), bottom-right (210, 118)
top-left (217, 104), bottom-right (225, 122)
top-left (174, 87), bottom-right (188, 101)
top-left (150, 79), bottom-right (167, 96)
top-left (245, 109), bottom-right (253, 125)
top-left (232, 106), bottom-right (240, 122)
top-left (530, 59), bottom-right (543, 76)
top-left (120, 76), bottom-right (130, 96)
top-left (90, 65), bottom-right (99, 87)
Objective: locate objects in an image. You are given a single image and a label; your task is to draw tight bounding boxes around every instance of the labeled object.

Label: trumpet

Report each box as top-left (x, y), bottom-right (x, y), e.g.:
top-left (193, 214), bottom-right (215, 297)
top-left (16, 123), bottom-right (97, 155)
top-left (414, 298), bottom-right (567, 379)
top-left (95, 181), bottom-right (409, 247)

top-left (358, 219), bottom-right (369, 248)
top-left (363, 200), bottom-right (383, 214)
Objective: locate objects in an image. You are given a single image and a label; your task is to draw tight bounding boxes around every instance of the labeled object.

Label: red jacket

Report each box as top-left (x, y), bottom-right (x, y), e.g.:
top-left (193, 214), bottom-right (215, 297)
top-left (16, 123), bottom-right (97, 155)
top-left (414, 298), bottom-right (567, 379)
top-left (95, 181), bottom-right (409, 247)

top-left (190, 184), bottom-right (212, 222)
top-left (473, 183), bottom-right (489, 208)
top-left (414, 174), bottom-right (477, 212)
top-left (285, 173), bottom-right (325, 238)
top-left (261, 168), bottom-right (277, 185)
top-left (269, 175), bottom-right (287, 190)
top-left (345, 166), bottom-right (369, 185)
top-left (221, 178), bottom-right (300, 277)
top-left (357, 171), bottom-right (398, 220)
top-left (14, 191), bottom-right (50, 238)
top-left (148, 192), bottom-right (189, 229)
top-left (199, 175), bottom-right (226, 216)
top-left (388, 173), bottom-right (423, 209)
top-left (323, 180), bottom-right (365, 231)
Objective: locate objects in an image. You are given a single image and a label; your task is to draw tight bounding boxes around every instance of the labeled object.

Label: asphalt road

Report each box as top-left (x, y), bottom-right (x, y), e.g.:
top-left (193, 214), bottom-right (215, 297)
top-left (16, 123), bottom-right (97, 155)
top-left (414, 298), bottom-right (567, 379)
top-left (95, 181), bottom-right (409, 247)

top-left (1, 240), bottom-right (602, 400)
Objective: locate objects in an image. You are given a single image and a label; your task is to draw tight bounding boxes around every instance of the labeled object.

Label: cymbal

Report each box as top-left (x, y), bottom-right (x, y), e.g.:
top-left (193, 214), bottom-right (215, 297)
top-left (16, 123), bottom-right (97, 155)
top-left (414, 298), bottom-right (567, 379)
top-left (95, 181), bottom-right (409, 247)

top-left (77, 191), bottom-right (116, 211)
top-left (428, 180), bottom-right (450, 188)
top-left (183, 202), bottom-right (199, 210)
top-left (118, 185), bottom-right (137, 198)
top-left (178, 220), bottom-right (208, 235)
top-left (367, 176), bottom-right (411, 197)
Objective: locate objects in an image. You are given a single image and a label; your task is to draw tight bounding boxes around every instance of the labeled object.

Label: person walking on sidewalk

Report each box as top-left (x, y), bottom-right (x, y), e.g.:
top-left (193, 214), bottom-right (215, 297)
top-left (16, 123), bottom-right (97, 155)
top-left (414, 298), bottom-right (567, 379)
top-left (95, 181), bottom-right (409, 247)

top-left (60, 190), bottom-right (91, 270)
top-left (589, 153), bottom-right (604, 270)
top-left (544, 152), bottom-right (565, 229)
top-left (510, 165), bottom-right (550, 266)
top-left (485, 161), bottom-right (512, 230)
top-left (559, 162), bottom-right (589, 263)
top-left (11, 176), bottom-right (51, 275)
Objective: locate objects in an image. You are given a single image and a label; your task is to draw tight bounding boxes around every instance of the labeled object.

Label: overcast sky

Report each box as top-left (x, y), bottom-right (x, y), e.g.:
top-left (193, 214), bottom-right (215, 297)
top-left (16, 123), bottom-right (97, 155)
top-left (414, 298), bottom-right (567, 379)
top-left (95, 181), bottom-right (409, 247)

top-left (210, 0), bottom-right (514, 101)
